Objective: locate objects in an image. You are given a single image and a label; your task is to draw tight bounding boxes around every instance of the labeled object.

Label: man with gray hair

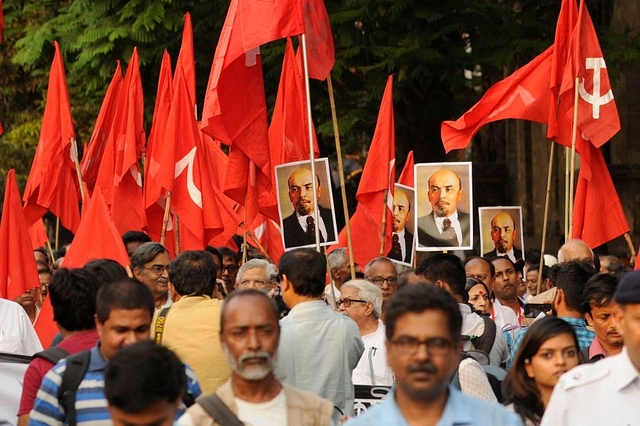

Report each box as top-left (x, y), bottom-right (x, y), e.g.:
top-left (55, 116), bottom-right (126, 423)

top-left (235, 258), bottom-right (277, 291)
top-left (338, 280), bottom-right (394, 386)
top-left (365, 256), bottom-right (398, 317)
top-left (326, 248), bottom-right (351, 306)
top-left (131, 242), bottom-right (172, 310)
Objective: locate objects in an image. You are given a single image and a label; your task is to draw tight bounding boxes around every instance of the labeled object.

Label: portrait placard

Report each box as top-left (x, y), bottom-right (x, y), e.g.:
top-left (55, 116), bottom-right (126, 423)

top-left (478, 206), bottom-right (525, 262)
top-left (386, 183), bottom-right (415, 266)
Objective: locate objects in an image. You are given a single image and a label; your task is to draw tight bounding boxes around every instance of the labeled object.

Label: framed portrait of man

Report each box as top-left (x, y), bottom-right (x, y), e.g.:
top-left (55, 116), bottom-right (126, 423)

top-left (386, 184), bottom-right (415, 266)
top-left (479, 206), bottom-right (525, 263)
top-left (414, 162), bottom-right (473, 252)
top-left (275, 158), bottom-right (338, 250)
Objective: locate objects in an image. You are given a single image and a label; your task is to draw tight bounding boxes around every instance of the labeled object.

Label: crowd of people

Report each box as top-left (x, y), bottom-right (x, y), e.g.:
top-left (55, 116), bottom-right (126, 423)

top-left (1, 229), bottom-right (640, 425)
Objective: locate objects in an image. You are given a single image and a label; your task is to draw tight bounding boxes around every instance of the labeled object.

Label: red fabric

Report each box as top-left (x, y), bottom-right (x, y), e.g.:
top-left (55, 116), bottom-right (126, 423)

top-left (269, 39), bottom-right (319, 173)
top-left (441, 46), bottom-right (553, 153)
top-left (33, 295), bottom-right (57, 349)
top-left (80, 62), bottom-right (123, 192)
top-left (397, 150), bottom-right (414, 187)
top-left (330, 75), bottom-right (396, 266)
top-left (240, 213), bottom-right (285, 264)
top-left (572, 143), bottom-right (629, 248)
top-left (144, 50), bottom-right (175, 249)
top-left (23, 41), bottom-right (81, 233)
top-left (177, 12), bottom-right (196, 111)
top-left (94, 48), bottom-right (146, 234)
top-left (18, 329), bottom-right (99, 413)
top-left (0, 169), bottom-right (40, 300)
top-left (63, 187), bottom-right (130, 269)
top-left (28, 219), bottom-right (48, 250)
top-left (300, 0), bottom-right (335, 80)
top-left (557, 0), bottom-right (620, 148)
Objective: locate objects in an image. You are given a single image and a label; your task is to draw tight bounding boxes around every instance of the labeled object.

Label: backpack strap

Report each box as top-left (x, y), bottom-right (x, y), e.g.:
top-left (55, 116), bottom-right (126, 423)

top-left (154, 306), bottom-right (171, 344)
top-left (32, 346), bottom-right (70, 365)
top-left (195, 393), bottom-right (245, 426)
top-left (57, 350), bottom-right (91, 426)
top-left (469, 315), bottom-right (497, 356)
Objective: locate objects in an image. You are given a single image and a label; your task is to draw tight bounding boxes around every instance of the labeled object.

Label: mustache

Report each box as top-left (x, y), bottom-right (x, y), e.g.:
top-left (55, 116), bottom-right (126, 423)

top-left (157, 277), bottom-right (169, 283)
top-left (238, 351), bottom-right (272, 364)
top-left (408, 362), bottom-right (438, 374)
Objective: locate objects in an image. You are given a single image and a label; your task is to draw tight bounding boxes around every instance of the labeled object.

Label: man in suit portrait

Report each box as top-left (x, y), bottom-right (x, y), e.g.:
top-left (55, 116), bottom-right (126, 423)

top-left (417, 168), bottom-right (471, 248)
top-left (282, 167), bottom-right (335, 249)
top-left (387, 187), bottom-right (413, 263)
top-left (483, 211), bottom-right (523, 263)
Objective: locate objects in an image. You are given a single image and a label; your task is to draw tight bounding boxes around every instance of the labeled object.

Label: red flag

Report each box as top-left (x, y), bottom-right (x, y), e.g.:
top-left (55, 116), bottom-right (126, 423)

top-left (301, 0), bottom-right (335, 80)
top-left (441, 46), bottom-right (553, 153)
top-left (95, 48), bottom-right (146, 234)
top-left (33, 295), bottom-right (57, 348)
top-left (572, 144), bottom-right (629, 248)
top-left (23, 41), bottom-right (81, 233)
top-left (28, 219), bottom-right (48, 250)
top-left (0, 170), bottom-right (40, 300)
top-left (63, 187), bottom-right (130, 269)
top-left (240, 214), bottom-right (285, 265)
top-left (397, 150), bottom-right (414, 187)
top-left (269, 38), bottom-right (320, 170)
top-left (331, 76), bottom-right (396, 266)
top-left (558, 0), bottom-right (620, 148)
top-left (176, 12), bottom-right (196, 112)
top-left (81, 62), bottom-right (123, 192)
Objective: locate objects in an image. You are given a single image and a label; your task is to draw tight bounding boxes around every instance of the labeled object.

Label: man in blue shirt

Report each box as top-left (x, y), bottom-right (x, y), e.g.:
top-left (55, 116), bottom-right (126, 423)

top-left (346, 283), bottom-right (522, 426)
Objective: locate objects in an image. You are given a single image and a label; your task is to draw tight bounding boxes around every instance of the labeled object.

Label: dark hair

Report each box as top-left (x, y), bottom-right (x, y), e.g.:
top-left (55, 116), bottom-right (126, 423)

top-left (96, 278), bottom-right (154, 323)
top-left (278, 248), bottom-right (326, 297)
top-left (397, 268), bottom-right (417, 289)
top-left (416, 254), bottom-right (466, 296)
top-left (582, 273), bottom-right (618, 315)
top-left (385, 283), bottom-right (462, 343)
top-left (527, 263), bottom-right (550, 280)
top-left (104, 341), bottom-right (185, 413)
top-left (36, 261), bottom-right (53, 275)
top-left (599, 255), bottom-right (624, 275)
top-left (554, 261), bottom-right (597, 313)
top-left (463, 256), bottom-right (496, 279)
top-left (49, 268), bottom-right (102, 331)
top-left (205, 246), bottom-right (222, 263)
top-left (464, 277), bottom-right (490, 295)
top-left (220, 289), bottom-right (280, 333)
top-left (130, 242), bottom-right (168, 270)
top-left (121, 231), bottom-right (152, 246)
top-left (34, 247), bottom-right (51, 265)
top-left (217, 246), bottom-right (238, 263)
top-left (169, 250), bottom-right (217, 296)
top-left (502, 316), bottom-right (581, 425)
top-left (83, 259), bottom-right (128, 287)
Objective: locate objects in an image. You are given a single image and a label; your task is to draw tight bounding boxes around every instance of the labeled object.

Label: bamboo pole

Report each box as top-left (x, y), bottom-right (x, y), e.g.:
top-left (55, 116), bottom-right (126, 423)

top-left (624, 233), bottom-right (637, 267)
top-left (174, 215), bottom-right (181, 255)
top-left (537, 143), bottom-right (556, 296)
top-left (160, 192), bottom-right (172, 246)
top-left (564, 148), bottom-right (570, 243)
top-left (568, 77), bottom-right (580, 241)
top-left (70, 138), bottom-right (86, 203)
top-left (55, 217), bottom-right (60, 251)
top-left (327, 75), bottom-right (356, 280)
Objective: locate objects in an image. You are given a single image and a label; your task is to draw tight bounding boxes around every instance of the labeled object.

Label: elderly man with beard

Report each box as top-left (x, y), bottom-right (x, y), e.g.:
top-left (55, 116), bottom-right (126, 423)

top-left (178, 290), bottom-right (333, 426)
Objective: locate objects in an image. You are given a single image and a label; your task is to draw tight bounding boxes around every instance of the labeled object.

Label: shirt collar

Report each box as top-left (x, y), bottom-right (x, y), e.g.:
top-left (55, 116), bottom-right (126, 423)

top-left (611, 347), bottom-right (640, 391)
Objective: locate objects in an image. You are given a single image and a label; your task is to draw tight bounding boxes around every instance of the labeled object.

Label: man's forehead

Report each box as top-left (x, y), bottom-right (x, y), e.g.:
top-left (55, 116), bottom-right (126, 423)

top-left (368, 261), bottom-right (396, 276)
top-left (222, 255), bottom-right (237, 264)
top-left (240, 267), bottom-right (268, 279)
top-left (492, 258), bottom-right (513, 271)
top-left (289, 169), bottom-right (313, 185)
top-left (429, 170), bottom-right (460, 188)
top-left (149, 252), bottom-right (170, 264)
top-left (394, 191), bottom-right (409, 205)
top-left (224, 296), bottom-right (278, 325)
top-left (466, 259), bottom-right (490, 274)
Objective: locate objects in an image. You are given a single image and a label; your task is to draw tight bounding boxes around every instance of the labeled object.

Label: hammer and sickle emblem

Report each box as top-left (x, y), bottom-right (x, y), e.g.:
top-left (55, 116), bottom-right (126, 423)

top-left (578, 57), bottom-right (614, 119)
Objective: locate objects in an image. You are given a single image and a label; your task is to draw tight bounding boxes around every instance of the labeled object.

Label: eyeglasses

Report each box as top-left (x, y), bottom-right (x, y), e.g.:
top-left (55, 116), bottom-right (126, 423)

top-left (336, 298), bottom-right (369, 308)
top-left (390, 337), bottom-right (454, 356)
top-left (237, 279), bottom-right (270, 288)
top-left (222, 265), bottom-right (239, 274)
top-left (144, 265), bottom-right (169, 275)
top-left (368, 276), bottom-right (398, 287)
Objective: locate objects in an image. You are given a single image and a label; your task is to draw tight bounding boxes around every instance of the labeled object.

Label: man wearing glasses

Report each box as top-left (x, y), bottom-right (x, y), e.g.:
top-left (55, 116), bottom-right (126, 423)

top-left (217, 246), bottom-right (239, 296)
top-left (131, 242), bottom-right (172, 310)
top-left (235, 258), bottom-right (277, 291)
top-left (346, 284), bottom-right (522, 425)
top-left (364, 257), bottom-right (398, 318)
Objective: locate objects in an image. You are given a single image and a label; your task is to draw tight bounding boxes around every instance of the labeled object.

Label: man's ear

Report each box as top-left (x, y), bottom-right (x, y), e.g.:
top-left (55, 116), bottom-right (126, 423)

top-left (554, 288), bottom-right (564, 308)
top-left (132, 267), bottom-right (143, 281)
top-left (585, 311), bottom-right (594, 327)
top-left (330, 267), bottom-right (339, 280)
top-left (280, 274), bottom-right (291, 293)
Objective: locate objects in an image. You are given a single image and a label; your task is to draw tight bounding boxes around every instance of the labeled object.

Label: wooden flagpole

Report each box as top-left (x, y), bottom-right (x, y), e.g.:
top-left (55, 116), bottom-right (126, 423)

top-left (160, 191), bottom-right (172, 246)
top-left (327, 75), bottom-right (356, 280)
top-left (568, 77), bottom-right (580, 240)
top-left (564, 147), bottom-right (570, 242)
top-left (537, 142), bottom-right (556, 296)
top-left (379, 189), bottom-right (388, 255)
top-left (242, 191), bottom-right (248, 264)
top-left (299, 34), bottom-right (322, 253)
top-left (70, 138), bottom-right (86, 203)
top-left (174, 215), bottom-right (181, 255)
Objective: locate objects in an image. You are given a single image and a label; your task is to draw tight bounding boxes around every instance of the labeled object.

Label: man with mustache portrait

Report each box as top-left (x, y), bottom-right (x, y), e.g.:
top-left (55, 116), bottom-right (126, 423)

top-left (178, 289), bottom-right (334, 426)
top-left (483, 212), bottom-right (523, 263)
top-left (417, 168), bottom-right (471, 249)
top-left (282, 167), bottom-right (335, 249)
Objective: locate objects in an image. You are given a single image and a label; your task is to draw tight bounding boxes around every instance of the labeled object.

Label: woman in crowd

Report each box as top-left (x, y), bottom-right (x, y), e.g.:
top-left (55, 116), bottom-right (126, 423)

top-left (502, 316), bottom-right (581, 425)
top-left (465, 277), bottom-right (492, 315)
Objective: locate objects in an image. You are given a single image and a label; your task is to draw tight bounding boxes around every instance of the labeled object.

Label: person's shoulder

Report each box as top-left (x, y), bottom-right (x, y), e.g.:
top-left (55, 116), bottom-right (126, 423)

top-left (555, 357), bottom-right (611, 391)
top-left (453, 391), bottom-right (523, 424)
top-left (344, 401), bottom-right (389, 425)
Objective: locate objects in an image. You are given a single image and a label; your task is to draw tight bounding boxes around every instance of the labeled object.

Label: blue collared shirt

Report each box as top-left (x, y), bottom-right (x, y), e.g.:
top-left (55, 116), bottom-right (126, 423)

top-left (511, 316), bottom-right (594, 359)
top-left (345, 386), bottom-right (523, 426)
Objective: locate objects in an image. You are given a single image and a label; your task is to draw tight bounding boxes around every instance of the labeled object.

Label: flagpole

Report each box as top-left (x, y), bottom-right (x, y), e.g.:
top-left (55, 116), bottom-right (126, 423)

top-left (568, 77), bottom-right (580, 240)
top-left (537, 142), bottom-right (555, 296)
top-left (300, 34), bottom-right (321, 253)
top-left (242, 192), bottom-right (248, 264)
top-left (70, 138), bottom-right (86, 203)
top-left (327, 75), bottom-right (356, 279)
top-left (564, 148), bottom-right (570, 242)
top-left (160, 191), bottom-right (172, 246)
top-left (379, 188), bottom-right (389, 255)
top-left (624, 233), bottom-right (637, 267)
top-left (174, 215), bottom-right (181, 255)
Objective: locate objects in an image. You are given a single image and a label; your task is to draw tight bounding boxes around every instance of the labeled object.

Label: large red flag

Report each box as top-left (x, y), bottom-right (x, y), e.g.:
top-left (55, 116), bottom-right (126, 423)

top-left (572, 144), bottom-right (629, 248)
top-left (33, 295), bottom-right (57, 348)
top-left (0, 170), bottom-right (40, 300)
top-left (397, 150), bottom-right (414, 187)
top-left (301, 0), bottom-right (335, 80)
top-left (95, 48), bottom-right (146, 234)
top-left (81, 62), bottom-right (123, 192)
top-left (177, 12), bottom-right (196, 113)
top-left (331, 76), bottom-right (396, 266)
top-left (557, 0), bottom-right (620, 148)
top-left (441, 46), bottom-right (553, 153)
top-left (23, 41), bottom-right (81, 233)
top-left (28, 219), bottom-right (48, 250)
top-left (63, 187), bottom-right (130, 269)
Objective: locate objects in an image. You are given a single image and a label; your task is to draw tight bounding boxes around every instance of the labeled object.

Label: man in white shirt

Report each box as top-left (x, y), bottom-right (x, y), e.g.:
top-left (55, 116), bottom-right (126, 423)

top-left (0, 298), bottom-right (42, 355)
top-left (338, 280), bottom-right (394, 386)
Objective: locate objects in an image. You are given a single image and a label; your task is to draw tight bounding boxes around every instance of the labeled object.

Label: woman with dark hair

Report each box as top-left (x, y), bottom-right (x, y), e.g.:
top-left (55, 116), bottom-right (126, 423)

top-left (464, 277), bottom-right (492, 315)
top-left (502, 316), bottom-right (581, 425)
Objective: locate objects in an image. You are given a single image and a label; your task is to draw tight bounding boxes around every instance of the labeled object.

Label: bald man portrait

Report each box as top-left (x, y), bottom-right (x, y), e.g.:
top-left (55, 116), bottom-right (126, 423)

top-left (387, 186), bottom-right (414, 263)
top-left (483, 211), bottom-right (523, 263)
top-left (417, 167), bottom-right (471, 248)
top-left (281, 167), bottom-right (336, 249)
